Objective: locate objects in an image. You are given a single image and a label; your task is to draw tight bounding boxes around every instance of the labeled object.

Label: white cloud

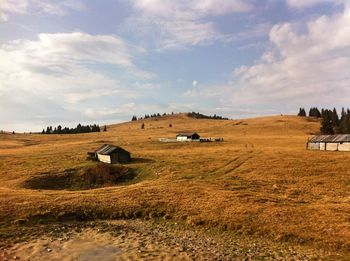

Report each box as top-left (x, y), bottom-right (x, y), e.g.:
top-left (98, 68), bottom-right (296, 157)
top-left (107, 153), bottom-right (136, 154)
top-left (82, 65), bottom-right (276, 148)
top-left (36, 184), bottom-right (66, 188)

top-left (82, 103), bottom-right (137, 119)
top-left (192, 80), bottom-right (198, 87)
top-left (1, 32), bottom-right (134, 70)
top-left (0, 0), bottom-right (84, 21)
top-left (181, 5), bottom-right (350, 114)
top-left (0, 32), bottom-right (154, 130)
top-left (81, 102), bottom-right (196, 121)
top-left (0, 32), bottom-right (151, 93)
top-left (228, 5), bottom-right (350, 108)
top-left (132, 0), bottom-right (251, 16)
top-left (193, 0), bottom-right (252, 15)
top-left (286, 0), bottom-right (348, 9)
top-left (123, 0), bottom-right (253, 50)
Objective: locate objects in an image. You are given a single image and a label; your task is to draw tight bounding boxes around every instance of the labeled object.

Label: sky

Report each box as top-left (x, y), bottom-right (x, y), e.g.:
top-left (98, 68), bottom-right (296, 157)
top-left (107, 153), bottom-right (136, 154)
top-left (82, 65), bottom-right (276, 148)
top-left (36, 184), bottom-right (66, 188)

top-left (1, 0), bottom-right (350, 131)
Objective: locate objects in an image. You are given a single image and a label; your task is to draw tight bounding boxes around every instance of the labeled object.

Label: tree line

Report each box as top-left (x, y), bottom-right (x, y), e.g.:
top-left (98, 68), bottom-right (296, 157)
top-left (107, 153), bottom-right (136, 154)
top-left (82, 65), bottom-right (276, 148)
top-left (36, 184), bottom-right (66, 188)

top-left (131, 112), bottom-right (229, 121)
top-left (42, 124), bottom-right (107, 134)
top-left (131, 112), bottom-right (174, 121)
top-left (187, 112), bottom-right (229, 120)
top-left (298, 107), bottom-right (350, 134)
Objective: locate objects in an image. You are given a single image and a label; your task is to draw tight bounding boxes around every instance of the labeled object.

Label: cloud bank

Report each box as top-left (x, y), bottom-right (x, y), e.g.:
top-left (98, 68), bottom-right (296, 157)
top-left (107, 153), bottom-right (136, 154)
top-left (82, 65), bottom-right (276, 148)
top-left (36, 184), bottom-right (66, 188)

top-left (182, 3), bottom-right (350, 116)
top-left (0, 32), bottom-right (153, 130)
top-left (124, 0), bottom-right (253, 50)
top-left (230, 5), bottom-right (350, 108)
top-left (0, 0), bottom-right (84, 21)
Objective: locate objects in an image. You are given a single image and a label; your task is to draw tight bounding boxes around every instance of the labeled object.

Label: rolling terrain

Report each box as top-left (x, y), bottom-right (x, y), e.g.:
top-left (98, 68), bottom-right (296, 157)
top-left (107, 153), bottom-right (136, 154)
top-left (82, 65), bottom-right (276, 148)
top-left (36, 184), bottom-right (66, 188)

top-left (0, 114), bottom-right (349, 259)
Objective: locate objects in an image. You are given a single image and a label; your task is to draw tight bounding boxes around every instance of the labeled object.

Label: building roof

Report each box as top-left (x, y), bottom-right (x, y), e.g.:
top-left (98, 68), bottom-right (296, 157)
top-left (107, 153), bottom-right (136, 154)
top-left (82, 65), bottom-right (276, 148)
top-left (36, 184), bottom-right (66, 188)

top-left (94, 144), bottom-right (129, 155)
top-left (309, 134), bottom-right (350, 143)
top-left (176, 132), bottom-right (199, 137)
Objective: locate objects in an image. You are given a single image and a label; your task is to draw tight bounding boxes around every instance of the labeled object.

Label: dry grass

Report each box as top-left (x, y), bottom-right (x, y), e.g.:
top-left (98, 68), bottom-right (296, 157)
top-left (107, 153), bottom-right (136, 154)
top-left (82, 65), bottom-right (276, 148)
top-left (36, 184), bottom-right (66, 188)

top-left (0, 114), bottom-right (349, 255)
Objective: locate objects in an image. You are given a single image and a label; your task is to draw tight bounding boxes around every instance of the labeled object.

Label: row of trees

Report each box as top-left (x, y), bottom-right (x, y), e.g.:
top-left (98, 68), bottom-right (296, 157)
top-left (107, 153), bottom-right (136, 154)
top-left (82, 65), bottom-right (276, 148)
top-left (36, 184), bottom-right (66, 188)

top-left (320, 108), bottom-right (350, 134)
top-left (42, 124), bottom-right (107, 134)
top-left (131, 111), bottom-right (229, 121)
top-left (298, 107), bottom-right (350, 134)
top-left (187, 112), bottom-right (229, 120)
top-left (298, 107), bottom-right (322, 118)
top-left (131, 112), bottom-right (175, 121)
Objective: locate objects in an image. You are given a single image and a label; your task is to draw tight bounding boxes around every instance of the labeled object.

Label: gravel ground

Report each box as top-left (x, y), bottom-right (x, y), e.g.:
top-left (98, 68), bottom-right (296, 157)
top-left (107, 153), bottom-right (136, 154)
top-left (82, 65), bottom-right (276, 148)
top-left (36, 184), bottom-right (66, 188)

top-left (0, 219), bottom-right (346, 260)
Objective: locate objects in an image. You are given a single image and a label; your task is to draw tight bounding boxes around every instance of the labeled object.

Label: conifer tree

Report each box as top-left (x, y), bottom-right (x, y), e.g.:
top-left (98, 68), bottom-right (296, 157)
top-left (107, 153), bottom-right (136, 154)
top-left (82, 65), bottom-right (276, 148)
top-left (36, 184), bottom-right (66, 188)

top-left (320, 109), bottom-right (334, 134)
top-left (332, 108), bottom-right (340, 127)
top-left (298, 108), bottom-right (306, 117)
top-left (341, 107), bottom-right (346, 118)
top-left (309, 107), bottom-right (321, 117)
top-left (339, 114), bottom-right (350, 134)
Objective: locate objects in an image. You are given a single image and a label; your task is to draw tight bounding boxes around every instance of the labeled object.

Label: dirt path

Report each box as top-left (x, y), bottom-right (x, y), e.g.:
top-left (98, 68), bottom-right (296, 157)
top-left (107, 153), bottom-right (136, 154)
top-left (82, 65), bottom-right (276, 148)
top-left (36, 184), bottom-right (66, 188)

top-left (2, 229), bottom-right (194, 261)
top-left (0, 220), bottom-right (344, 260)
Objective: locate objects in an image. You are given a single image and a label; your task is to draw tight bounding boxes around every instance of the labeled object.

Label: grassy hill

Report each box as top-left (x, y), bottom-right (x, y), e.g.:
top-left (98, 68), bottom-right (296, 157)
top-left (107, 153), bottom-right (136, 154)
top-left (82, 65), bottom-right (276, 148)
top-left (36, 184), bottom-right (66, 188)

top-left (0, 114), bottom-right (349, 256)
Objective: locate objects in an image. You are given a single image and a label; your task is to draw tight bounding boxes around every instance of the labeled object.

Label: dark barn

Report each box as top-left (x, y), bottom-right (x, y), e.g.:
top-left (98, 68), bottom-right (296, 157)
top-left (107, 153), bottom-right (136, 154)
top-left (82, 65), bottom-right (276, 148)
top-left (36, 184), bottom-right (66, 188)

top-left (92, 144), bottom-right (131, 164)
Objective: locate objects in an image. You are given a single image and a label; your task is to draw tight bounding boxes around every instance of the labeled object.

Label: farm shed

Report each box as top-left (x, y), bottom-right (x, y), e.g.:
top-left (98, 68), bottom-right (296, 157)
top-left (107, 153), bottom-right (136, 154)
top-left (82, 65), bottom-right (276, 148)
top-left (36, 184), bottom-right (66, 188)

top-left (176, 132), bottom-right (200, 141)
top-left (307, 135), bottom-right (350, 151)
top-left (91, 144), bottom-right (131, 164)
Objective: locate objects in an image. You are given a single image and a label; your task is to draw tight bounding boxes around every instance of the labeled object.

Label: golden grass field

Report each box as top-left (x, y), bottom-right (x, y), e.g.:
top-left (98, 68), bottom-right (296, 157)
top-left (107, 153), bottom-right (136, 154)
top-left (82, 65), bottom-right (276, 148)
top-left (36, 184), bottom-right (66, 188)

top-left (0, 114), bottom-right (349, 257)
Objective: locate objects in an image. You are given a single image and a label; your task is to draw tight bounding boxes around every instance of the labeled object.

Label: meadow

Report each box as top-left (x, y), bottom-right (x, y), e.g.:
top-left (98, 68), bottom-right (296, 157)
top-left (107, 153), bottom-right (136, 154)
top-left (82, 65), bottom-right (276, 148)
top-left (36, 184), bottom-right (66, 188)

top-left (0, 114), bottom-right (349, 257)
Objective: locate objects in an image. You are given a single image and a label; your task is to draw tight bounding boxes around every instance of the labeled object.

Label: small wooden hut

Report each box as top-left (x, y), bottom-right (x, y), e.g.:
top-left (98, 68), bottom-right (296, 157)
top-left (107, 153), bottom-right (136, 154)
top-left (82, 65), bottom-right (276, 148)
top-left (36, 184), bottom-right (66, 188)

top-left (90, 144), bottom-right (131, 164)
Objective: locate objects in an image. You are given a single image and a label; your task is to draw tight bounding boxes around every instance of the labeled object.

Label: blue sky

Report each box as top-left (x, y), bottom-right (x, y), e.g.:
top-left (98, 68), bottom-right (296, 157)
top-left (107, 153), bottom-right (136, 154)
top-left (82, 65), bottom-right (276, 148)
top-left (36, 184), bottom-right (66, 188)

top-left (1, 0), bottom-right (350, 131)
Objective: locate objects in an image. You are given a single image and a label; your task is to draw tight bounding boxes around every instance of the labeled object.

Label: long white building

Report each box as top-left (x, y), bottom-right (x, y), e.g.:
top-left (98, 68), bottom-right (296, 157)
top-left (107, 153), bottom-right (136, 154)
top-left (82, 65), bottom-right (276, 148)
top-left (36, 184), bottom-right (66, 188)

top-left (307, 134), bottom-right (350, 151)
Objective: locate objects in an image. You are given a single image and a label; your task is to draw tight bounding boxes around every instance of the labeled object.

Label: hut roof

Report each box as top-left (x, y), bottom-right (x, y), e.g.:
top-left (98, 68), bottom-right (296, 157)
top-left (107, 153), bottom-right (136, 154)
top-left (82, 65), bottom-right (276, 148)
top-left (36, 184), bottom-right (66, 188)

top-left (176, 132), bottom-right (199, 137)
top-left (309, 134), bottom-right (350, 143)
top-left (94, 144), bottom-right (129, 155)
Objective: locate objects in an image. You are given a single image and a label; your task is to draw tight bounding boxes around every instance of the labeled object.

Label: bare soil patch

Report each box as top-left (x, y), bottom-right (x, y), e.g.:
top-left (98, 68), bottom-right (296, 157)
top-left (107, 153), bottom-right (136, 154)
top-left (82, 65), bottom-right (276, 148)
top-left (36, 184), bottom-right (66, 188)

top-left (1, 220), bottom-right (344, 261)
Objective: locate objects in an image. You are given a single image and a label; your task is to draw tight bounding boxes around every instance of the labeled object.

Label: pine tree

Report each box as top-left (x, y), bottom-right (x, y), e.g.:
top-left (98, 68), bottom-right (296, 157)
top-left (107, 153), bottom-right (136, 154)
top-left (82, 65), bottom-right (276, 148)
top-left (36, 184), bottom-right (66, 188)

top-left (141, 123), bottom-right (145, 129)
top-left (332, 108), bottom-right (340, 127)
top-left (298, 108), bottom-right (306, 117)
top-left (315, 107), bottom-right (321, 118)
top-left (76, 124), bottom-right (82, 133)
top-left (309, 107), bottom-right (321, 117)
top-left (320, 109), bottom-right (334, 134)
top-left (341, 107), bottom-right (346, 118)
top-left (103, 125), bottom-right (107, 132)
top-left (339, 114), bottom-right (350, 134)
